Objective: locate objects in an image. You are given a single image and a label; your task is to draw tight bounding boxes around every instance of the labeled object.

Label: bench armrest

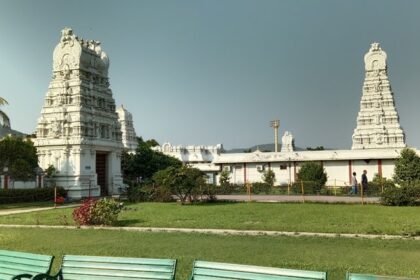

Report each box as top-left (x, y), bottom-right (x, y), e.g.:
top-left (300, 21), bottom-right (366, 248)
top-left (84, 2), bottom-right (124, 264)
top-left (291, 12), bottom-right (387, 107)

top-left (11, 274), bottom-right (33, 280)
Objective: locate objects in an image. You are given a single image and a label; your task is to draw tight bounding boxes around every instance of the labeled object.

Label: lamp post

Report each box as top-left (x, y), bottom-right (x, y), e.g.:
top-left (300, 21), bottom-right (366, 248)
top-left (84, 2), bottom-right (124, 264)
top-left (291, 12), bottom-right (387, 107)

top-left (3, 166), bottom-right (8, 189)
top-left (270, 120), bottom-right (280, 153)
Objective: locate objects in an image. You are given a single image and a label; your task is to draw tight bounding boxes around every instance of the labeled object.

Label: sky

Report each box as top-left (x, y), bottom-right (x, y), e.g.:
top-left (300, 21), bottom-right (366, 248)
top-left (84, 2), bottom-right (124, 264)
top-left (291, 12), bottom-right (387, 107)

top-left (1, 0), bottom-right (420, 150)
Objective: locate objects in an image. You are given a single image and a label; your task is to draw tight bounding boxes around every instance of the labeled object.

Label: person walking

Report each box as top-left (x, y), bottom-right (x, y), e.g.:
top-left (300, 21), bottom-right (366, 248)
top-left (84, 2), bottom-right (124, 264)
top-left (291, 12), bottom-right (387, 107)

top-left (361, 170), bottom-right (368, 195)
top-left (350, 172), bottom-right (358, 195)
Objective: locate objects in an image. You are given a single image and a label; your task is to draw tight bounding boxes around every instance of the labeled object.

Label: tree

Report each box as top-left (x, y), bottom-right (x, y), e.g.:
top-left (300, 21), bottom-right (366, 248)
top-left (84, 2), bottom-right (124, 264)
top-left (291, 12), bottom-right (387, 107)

top-left (306, 146), bottom-right (325, 151)
top-left (297, 162), bottom-right (327, 192)
top-left (393, 148), bottom-right (420, 185)
top-left (262, 169), bottom-right (275, 187)
top-left (219, 169), bottom-right (231, 188)
top-left (0, 136), bottom-right (39, 181)
top-left (121, 137), bottom-right (182, 184)
top-left (153, 165), bottom-right (206, 204)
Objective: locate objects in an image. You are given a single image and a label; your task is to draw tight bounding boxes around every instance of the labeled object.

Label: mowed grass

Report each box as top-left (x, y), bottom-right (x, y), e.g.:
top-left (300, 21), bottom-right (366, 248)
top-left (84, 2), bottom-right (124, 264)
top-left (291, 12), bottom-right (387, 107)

top-left (0, 202), bottom-right (419, 235)
top-left (0, 228), bottom-right (419, 280)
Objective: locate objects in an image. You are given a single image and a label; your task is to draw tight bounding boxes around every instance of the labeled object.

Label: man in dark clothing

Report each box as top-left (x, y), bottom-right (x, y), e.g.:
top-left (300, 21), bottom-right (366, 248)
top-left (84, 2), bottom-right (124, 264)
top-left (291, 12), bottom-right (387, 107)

top-left (361, 170), bottom-right (368, 195)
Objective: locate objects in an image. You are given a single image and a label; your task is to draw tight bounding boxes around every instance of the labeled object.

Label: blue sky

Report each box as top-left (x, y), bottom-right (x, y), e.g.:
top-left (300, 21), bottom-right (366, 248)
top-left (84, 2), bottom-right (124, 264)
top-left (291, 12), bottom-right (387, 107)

top-left (1, 0), bottom-right (420, 149)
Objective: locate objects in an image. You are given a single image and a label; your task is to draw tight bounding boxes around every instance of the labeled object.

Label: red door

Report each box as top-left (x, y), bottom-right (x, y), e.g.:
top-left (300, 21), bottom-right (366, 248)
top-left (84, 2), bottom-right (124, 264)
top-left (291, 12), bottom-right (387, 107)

top-left (96, 153), bottom-right (107, 196)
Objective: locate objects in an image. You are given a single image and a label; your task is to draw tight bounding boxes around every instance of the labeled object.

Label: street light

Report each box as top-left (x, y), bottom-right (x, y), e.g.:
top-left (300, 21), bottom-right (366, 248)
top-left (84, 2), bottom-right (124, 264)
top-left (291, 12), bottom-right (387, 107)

top-left (270, 120), bottom-right (280, 152)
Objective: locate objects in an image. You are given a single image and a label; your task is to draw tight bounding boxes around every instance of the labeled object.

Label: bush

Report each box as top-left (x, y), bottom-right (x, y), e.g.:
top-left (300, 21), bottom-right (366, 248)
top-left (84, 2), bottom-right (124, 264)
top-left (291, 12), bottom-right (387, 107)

top-left (0, 187), bottom-right (66, 204)
top-left (251, 182), bottom-right (271, 194)
top-left (72, 198), bottom-right (123, 226)
top-left (291, 181), bottom-right (322, 195)
top-left (380, 184), bottom-right (420, 206)
top-left (127, 183), bottom-right (174, 202)
top-left (296, 162), bottom-right (327, 193)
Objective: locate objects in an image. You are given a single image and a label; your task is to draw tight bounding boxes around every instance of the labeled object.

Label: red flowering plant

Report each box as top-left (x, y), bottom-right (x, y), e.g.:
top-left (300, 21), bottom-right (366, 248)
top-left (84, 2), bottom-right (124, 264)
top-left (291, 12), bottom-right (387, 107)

top-left (72, 198), bottom-right (97, 226)
top-left (72, 198), bottom-right (123, 226)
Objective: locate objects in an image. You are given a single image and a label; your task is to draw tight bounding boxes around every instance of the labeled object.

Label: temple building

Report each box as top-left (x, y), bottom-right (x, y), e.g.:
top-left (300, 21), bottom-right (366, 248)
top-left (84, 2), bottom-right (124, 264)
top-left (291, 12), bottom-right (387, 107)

top-left (158, 43), bottom-right (410, 187)
top-left (352, 43), bottom-right (406, 149)
top-left (117, 105), bottom-right (138, 153)
top-left (34, 28), bottom-right (123, 198)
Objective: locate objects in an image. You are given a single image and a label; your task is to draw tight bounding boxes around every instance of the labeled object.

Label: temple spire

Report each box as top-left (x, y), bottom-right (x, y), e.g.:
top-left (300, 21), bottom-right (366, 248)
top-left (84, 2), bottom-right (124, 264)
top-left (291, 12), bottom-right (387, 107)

top-left (352, 43), bottom-right (406, 149)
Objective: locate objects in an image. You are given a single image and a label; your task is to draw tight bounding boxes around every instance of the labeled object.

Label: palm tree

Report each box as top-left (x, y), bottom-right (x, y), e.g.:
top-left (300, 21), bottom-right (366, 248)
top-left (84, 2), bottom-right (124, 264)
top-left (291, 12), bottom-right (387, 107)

top-left (0, 97), bottom-right (8, 105)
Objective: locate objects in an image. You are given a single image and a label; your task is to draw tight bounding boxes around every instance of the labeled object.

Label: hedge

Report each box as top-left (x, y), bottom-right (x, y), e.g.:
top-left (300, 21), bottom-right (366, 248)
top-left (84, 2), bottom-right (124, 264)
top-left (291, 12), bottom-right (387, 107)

top-left (0, 187), bottom-right (67, 204)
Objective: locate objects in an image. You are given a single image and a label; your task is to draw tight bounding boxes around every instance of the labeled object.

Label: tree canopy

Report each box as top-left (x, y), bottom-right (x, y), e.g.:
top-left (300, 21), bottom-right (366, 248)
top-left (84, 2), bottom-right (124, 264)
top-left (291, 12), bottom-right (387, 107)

top-left (297, 162), bottom-right (327, 186)
top-left (121, 137), bottom-right (182, 183)
top-left (0, 136), bottom-right (38, 180)
top-left (393, 148), bottom-right (420, 184)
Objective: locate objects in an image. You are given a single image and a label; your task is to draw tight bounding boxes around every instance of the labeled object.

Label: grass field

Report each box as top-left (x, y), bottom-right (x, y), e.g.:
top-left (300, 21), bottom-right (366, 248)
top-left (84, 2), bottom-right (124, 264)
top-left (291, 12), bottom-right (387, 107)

top-left (1, 228), bottom-right (419, 280)
top-left (0, 202), bottom-right (419, 235)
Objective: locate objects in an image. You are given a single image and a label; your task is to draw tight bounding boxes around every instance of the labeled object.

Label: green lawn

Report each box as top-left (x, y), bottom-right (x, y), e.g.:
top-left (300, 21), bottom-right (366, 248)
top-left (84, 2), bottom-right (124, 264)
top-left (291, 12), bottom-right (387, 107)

top-left (1, 228), bottom-right (419, 280)
top-left (0, 202), bottom-right (419, 235)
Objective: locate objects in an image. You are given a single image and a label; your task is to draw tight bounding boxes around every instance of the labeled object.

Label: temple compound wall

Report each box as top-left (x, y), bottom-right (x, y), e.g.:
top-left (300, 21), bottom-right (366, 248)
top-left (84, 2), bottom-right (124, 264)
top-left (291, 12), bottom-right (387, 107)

top-left (34, 28), bottom-right (123, 198)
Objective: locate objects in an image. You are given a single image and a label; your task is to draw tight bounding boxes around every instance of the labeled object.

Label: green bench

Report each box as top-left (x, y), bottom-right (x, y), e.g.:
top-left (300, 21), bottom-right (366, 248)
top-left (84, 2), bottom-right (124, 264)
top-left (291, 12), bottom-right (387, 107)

top-left (0, 249), bottom-right (54, 280)
top-left (347, 272), bottom-right (419, 280)
top-left (189, 260), bottom-right (327, 280)
top-left (33, 255), bottom-right (176, 280)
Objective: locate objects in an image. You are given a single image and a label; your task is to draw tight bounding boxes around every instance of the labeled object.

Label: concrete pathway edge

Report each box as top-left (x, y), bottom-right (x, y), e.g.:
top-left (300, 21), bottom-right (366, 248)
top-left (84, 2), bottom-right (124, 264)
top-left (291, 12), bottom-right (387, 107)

top-left (0, 224), bottom-right (418, 240)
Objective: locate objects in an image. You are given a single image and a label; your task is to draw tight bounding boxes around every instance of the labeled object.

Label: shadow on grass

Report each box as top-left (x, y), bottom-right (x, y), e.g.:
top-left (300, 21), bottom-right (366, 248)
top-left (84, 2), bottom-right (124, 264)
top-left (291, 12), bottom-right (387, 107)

top-left (116, 219), bottom-right (145, 227)
top-left (182, 200), bottom-right (240, 207)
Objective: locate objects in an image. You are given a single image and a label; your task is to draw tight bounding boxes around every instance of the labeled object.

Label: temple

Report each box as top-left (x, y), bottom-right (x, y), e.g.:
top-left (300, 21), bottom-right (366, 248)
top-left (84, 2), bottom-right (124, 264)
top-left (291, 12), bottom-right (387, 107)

top-left (352, 43), bottom-right (406, 149)
top-left (34, 28), bottom-right (123, 198)
top-left (117, 105), bottom-right (138, 153)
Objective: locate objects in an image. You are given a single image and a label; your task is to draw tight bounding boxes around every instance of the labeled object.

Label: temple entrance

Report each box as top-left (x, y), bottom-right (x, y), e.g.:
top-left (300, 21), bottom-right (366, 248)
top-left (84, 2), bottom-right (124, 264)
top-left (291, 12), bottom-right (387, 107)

top-left (96, 152), bottom-right (108, 196)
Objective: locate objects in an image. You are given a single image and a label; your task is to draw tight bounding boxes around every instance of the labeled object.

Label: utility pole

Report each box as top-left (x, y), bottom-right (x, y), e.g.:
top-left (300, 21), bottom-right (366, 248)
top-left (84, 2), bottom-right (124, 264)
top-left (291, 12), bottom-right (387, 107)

top-left (270, 120), bottom-right (280, 152)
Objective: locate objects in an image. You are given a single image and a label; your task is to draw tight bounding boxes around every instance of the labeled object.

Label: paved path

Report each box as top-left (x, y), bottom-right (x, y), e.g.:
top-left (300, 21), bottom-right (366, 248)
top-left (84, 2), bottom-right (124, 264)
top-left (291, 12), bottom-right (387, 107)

top-left (216, 194), bottom-right (380, 203)
top-left (0, 204), bottom-right (79, 216)
top-left (0, 224), bottom-right (417, 240)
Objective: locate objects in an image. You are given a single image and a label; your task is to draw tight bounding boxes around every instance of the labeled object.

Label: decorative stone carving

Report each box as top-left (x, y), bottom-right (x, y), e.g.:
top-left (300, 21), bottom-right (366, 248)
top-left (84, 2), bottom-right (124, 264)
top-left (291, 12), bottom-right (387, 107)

top-left (281, 131), bottom-right (295, 152)
top-left (352, 43), bottom-right (406, 150)
top-left (34, 28), bottom-right (123, 198)
top-left (116, 105), bottom-right (138, 153)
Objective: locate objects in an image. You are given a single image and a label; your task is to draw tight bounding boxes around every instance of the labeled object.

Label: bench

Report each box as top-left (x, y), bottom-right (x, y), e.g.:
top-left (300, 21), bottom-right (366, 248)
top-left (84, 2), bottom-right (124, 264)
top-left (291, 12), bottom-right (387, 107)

top-left (33, 255), bottom-right (176, 280)
top-left (0, 249), bottom-right (54, 280)
top-left (347, 272), bottom-right (419, 280)
top-left (189, 260), bottom-right (327, 280)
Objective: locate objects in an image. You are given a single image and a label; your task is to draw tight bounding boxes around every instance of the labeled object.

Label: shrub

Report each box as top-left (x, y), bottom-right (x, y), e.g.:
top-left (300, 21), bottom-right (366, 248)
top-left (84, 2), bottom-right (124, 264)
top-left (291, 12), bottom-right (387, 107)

top-left (297, 162), bottom-right (327, 193)
top-left (380, 184), bottom-right (420, 206)
top-left (393, 148), bottom-right (420, 184)
top-left (127, 183), bottom-right (174, 202)
top-left (291, 180), bottom-right (321, 195)
top-left (251, 182), bottom-right (271, 194)
top-left (73, 198), bottom-right (123, 226)
top-left (0, 187), bottom-right (66, 204)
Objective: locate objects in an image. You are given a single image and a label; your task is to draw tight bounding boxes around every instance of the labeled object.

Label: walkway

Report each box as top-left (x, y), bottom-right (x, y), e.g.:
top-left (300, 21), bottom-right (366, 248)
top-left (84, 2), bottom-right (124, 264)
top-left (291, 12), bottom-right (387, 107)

top-left (0, 204), bottom-right (78, 216)
top-left (0, 224), bottom-right (417, 240)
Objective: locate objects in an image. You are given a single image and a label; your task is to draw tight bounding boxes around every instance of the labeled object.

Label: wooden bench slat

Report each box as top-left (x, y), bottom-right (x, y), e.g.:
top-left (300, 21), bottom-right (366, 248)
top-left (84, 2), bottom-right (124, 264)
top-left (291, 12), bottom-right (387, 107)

top-left (64, 261), bottom-right (174, 272)
top-left (64, 255), bottom-right (175, 266)
top-left (0, 250), bottom-right (53, 280)
top-left (59, 255), bottom-right (176, 280)
top-left (195, 268), bottom-right (320, 280)
top-left (63, 267), bottom-right (172, 279)
top-left (191, 261), bottom-right (327, 280)
top-left (347, 273), bottom-right (419, 280)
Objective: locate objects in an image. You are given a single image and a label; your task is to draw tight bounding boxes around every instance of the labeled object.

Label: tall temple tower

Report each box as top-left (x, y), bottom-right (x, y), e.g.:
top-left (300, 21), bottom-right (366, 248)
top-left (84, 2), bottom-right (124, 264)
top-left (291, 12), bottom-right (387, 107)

top-left (352, 43), bottom-right (406, 150)
top-left (34, 28), bottom-right (123, 198)
top-left (117, 105), bottom-right (138, 153)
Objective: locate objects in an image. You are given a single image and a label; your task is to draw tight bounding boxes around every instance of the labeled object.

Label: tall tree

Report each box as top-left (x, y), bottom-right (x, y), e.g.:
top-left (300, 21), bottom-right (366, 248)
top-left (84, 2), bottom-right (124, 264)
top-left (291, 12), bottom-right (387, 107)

top-left (393, 148), bottom-right (420, 184)
top-left (0, 136), bottom-right (38, 180)
top-left (121, 137), bottom-right (182, 184)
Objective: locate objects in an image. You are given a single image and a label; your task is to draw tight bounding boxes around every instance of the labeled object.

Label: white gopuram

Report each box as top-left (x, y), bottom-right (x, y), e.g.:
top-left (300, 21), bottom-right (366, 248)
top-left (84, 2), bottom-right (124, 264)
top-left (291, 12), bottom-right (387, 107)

top-left (117, 105), bottom-right (138, 153)
top-left (352, 43), bottom-right (406, 150)
top-left (34, 28), bottom-right (124, 198)
top-left (281, 131), bottom-right (294, 152)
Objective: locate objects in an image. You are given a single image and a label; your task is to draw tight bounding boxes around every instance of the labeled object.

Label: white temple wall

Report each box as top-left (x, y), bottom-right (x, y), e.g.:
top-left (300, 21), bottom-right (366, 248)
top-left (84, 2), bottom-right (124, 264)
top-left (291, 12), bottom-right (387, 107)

top-left (382, 159), bottom-right (396, 180)
top-left (323, 161), bottom-right (349, 186)
top-left (351, 160), bottom-right (381, 179)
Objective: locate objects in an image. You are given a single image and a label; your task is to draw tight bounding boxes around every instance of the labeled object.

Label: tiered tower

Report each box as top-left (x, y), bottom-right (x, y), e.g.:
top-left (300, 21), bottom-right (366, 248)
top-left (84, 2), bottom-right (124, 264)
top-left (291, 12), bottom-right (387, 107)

top-left (352, 43), bottom-right (406, 150)
top-left (117, 105), bottom-right (138, 153)
top-left (34, 28), bottom-right (123, 198)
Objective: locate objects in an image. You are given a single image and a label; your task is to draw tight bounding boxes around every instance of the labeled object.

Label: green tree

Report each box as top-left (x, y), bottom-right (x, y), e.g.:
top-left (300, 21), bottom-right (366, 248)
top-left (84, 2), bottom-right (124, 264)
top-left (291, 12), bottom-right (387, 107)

top-left (262, 169), bottom-right (275, 187)
top-left (297, 162), bottom-right (327, 192)
top-left (393, 148), bottom-right (420, 185)
top-left (121, 137), bottom-right (182, 184)
top-left (0, 136), bottom-right (38, 181)
top-left (153, 165), bottom-right (206, 204)
top-left (219, 169), bottom-right (231, 188)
